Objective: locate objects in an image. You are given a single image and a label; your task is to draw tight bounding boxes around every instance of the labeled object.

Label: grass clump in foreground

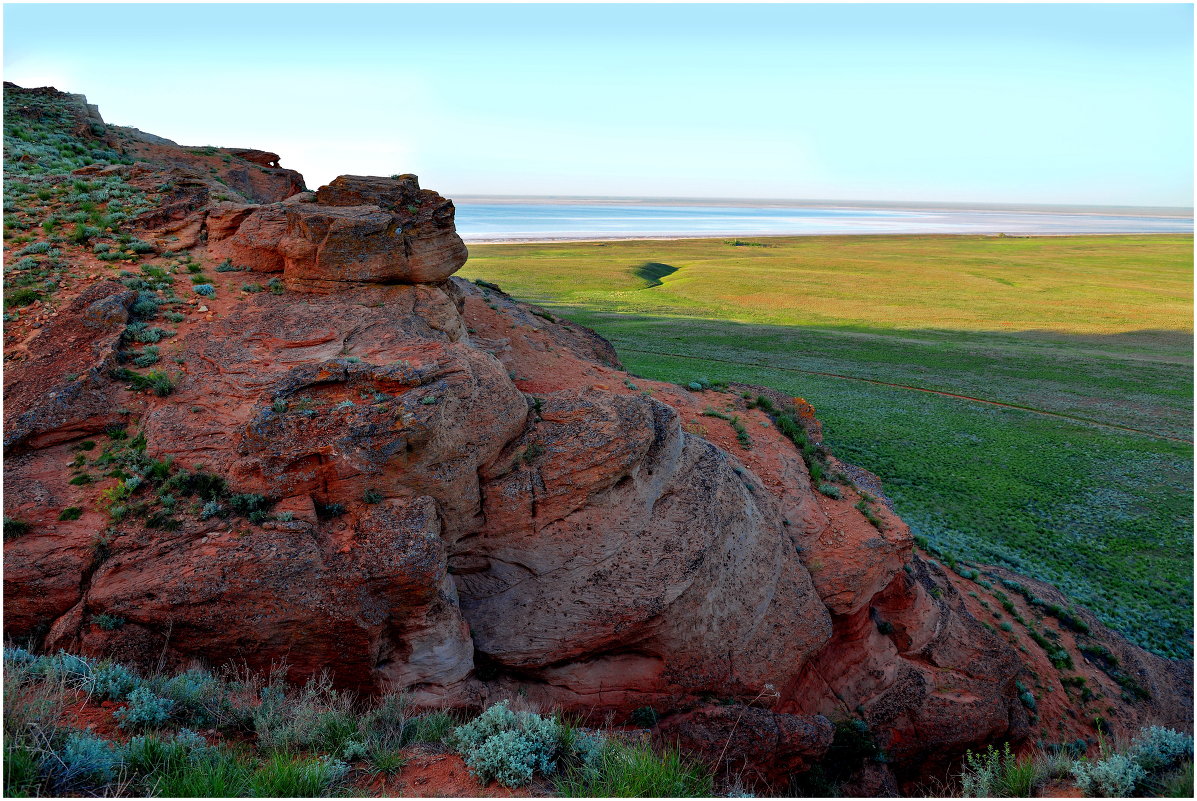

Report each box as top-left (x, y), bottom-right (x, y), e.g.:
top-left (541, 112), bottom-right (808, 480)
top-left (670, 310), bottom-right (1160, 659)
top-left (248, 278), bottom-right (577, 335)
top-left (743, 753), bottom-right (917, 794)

top-left (555, 739), bottom-right (714, 797)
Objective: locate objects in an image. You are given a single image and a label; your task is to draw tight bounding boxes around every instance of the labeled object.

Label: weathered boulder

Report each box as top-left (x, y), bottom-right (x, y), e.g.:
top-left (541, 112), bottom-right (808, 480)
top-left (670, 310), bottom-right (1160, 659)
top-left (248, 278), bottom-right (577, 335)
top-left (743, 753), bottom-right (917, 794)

top-left (226, 148), bottom-right (284, 168)
top-left (783, 557), bottom-right (1030, 784)
top-left (206, 203), bottom-right (288, 272)
top-left (460, 389), bottom-right (832, 706)
top-left (45, 495), bottom-right (474, 699)
top-left (207, 174), bottom-right (467, 289)
top-left (232, 346), bottom-right (529, 538)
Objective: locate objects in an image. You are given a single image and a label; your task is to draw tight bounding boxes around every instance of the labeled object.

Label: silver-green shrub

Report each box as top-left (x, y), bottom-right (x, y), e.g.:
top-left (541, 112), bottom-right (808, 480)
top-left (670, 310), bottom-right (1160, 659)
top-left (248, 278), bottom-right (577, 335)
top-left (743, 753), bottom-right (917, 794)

top-left (1071, 753), bottom-right (1146, 797)
top-left (114, 686), bottom-right (174, 730)
top-left (449, 700), bottom-right (567, 788)
top-left (89, 661), bottom-right (139, 701)
top-left (51, 730), bottom-right (123, 787)
top-left (1128, 726), bottom-right (1193, 772)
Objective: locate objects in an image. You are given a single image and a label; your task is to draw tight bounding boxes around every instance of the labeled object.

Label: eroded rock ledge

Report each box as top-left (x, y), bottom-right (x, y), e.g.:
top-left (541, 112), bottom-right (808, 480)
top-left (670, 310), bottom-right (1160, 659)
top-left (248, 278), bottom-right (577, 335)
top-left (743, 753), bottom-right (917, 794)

top-left (207, 174), bottom-right (468, 291)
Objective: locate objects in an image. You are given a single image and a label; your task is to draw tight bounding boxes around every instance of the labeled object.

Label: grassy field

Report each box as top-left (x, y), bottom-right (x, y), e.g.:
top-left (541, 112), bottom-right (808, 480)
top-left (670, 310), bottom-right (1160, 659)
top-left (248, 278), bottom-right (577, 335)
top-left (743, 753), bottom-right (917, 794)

top-left (461, 234), bottom-right (1194, 658)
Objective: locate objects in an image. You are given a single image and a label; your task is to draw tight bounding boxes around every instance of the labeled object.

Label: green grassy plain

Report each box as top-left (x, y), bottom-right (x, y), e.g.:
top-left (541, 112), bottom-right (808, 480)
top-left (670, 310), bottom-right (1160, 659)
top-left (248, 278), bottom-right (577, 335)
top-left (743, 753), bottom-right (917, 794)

top-left (461, 234), bottom-right (1194, 658)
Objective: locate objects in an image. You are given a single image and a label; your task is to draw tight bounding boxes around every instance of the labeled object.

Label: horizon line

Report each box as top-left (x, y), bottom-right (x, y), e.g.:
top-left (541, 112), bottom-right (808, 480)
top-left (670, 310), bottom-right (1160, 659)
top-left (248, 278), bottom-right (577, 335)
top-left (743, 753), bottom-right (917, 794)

top-left (446, 194), bottom-right (1194, 217)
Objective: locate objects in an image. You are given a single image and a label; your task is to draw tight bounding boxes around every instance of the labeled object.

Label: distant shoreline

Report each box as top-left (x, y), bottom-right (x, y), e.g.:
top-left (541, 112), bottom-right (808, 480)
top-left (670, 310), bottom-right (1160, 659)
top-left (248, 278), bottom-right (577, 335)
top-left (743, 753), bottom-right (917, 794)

top-left (453, 196), bottom-right (1194, 219)
top-left (464, 231), bottom-right (1194, 245)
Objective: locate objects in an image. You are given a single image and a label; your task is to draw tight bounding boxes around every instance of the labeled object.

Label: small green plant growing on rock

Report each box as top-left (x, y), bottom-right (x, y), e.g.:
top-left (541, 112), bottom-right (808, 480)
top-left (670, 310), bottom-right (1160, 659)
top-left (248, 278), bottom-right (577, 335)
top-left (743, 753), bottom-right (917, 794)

top-left (630, 706), bottom-right (659, 727)
top-left (92, 613), bottom-right (125, 631)
top-left (315, 502), bottom-right (346, 519)
top-left (854, 494), bottom-right (884, 530)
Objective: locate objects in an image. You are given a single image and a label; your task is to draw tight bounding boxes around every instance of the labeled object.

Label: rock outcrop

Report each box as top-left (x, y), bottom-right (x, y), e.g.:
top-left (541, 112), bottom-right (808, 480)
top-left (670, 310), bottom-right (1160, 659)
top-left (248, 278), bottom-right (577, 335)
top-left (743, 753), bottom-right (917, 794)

top-left (206, 174), bottom-right (468, 291)
top-left (3, 85), bottom-right (1191, 794)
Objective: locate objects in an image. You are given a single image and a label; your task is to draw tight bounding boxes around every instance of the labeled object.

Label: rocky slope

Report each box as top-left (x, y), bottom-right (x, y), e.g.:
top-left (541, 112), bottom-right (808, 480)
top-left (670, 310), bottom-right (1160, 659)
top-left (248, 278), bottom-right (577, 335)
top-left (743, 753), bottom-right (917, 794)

top-left (3, 85), bottom-right (1191, 794)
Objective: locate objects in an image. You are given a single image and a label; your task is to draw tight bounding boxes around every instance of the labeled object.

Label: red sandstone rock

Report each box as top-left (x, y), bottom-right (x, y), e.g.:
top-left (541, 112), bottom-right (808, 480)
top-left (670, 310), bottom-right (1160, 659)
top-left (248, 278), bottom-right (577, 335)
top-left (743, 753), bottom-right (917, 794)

top-left (207, 174), bottom-right (468, 288)
top-left (656, 705), bottom-right (835, 785)
top-left (4, 282), bottom-right (132, 451)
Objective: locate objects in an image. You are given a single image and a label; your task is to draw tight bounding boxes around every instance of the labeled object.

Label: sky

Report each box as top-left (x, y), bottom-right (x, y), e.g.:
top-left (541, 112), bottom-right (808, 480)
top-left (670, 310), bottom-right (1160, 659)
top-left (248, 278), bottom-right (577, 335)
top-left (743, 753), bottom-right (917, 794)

top-left (3, 3), bottom-right (1193, 206)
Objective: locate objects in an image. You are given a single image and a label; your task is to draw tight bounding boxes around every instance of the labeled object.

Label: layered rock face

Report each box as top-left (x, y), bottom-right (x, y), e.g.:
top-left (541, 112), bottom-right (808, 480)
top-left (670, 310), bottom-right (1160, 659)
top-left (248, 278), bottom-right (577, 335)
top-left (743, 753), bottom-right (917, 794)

top-left (4, 97), bottom-right (1191, 793)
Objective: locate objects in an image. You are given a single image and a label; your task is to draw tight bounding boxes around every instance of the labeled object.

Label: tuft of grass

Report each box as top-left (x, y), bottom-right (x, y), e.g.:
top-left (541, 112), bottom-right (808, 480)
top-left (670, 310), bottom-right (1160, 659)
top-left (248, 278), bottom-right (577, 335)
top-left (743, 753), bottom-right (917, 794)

top-left (3, 741), bottom-right (40, 797)
top-left (4, 287), bottom-right (42, 309)
top-left (248, 753), bottom-right (348, 797)
top-left (403, 710), bottom-right (457, 745)
top-left (366, 747), bottom-right (408, 776)
top-left (4, 517), bottom-right (31, 540)
top-left (57, 506), bottom-right (83, 521)
top-left (1159, 761), bottom-right (1194, 798)
top-left (555, 739), bottom-right (714, 797)
top-left (149, 747), bottom-right (254, 797)
top-left (855, 496), bottom-right (884, 530)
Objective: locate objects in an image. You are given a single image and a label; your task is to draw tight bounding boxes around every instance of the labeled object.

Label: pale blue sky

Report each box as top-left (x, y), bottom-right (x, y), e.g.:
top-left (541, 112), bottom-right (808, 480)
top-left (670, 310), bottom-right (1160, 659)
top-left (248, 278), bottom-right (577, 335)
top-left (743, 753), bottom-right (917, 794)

top-left (4, 3), bottom-right (1193, 205)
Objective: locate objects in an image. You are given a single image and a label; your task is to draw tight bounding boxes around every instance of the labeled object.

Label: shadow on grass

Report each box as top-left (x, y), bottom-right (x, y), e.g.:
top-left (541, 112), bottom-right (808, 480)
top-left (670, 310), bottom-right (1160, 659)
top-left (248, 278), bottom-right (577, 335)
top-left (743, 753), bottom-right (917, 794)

top-left (632, 261), bottom-right (678, 288)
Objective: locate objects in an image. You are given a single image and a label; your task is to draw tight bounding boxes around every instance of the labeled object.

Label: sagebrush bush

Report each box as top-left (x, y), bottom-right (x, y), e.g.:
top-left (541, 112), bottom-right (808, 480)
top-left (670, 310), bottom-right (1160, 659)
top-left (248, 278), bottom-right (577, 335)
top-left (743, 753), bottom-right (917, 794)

top-left (252, 671), bottom-right (358, 754)
top-left (89, 660), bottom-right (139, 701)
top-left (1072, 753), bottom-right (1146, 797)
top-left (450, 700), bottom-right (588, 788)
top-left (33, 650), bottom-right (95, 681)
top-left (467, 728), bottom-right (554, 787)
top-left (1128, 726), bottom-right (1193, 772)
top-left (114, 686), bottom-right (174, 730)
top-left (51, 730), bottom-right (123, 788)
